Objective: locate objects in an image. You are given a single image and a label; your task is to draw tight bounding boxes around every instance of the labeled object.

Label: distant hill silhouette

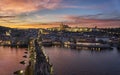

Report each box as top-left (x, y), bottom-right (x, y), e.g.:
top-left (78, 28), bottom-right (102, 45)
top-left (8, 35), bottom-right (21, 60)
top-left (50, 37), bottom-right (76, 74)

top-left (0, 26), bottom-right (11, 34)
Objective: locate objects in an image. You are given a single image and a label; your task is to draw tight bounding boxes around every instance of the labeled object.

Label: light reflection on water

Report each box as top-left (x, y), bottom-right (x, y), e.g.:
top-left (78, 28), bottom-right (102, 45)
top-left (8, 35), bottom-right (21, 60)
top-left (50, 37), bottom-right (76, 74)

top-left (44, 47), bottom-right (120, 75)
top-left (0, 46), bottom-right (26, 75)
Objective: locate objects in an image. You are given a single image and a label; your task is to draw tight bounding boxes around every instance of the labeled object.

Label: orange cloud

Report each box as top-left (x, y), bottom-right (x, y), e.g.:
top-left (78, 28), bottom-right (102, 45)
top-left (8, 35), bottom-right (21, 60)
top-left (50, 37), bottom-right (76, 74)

top-left (0, 0), bottom-right (62, 15)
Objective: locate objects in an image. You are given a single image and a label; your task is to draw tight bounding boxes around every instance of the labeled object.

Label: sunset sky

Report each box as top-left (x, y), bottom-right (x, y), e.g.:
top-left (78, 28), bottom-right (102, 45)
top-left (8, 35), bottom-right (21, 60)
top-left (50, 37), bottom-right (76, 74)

top-left (0, 0), bottom-right (120, 28)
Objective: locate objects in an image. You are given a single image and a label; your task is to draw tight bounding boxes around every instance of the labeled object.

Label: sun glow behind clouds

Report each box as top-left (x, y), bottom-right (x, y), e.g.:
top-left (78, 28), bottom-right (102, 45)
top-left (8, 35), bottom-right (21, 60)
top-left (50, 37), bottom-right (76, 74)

top-left (0, 24), bottom-right (60, 29)
top-left (1, 21), bottom-right (120, 29)
top-left (0, 0), bottom-right (120, 28)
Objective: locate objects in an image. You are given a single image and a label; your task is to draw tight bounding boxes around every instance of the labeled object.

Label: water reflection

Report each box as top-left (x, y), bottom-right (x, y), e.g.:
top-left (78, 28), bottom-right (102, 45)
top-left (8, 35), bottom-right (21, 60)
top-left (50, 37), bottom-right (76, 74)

top-left (44, 47), bottom-right (120, 75)
top-left (0, 46), bottom-right (26, 75)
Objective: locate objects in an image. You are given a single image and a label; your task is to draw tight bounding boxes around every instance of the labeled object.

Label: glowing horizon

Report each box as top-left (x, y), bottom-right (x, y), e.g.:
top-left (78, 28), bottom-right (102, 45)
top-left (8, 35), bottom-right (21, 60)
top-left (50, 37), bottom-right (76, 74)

top-left (0, 0), bottom-right (120, 28)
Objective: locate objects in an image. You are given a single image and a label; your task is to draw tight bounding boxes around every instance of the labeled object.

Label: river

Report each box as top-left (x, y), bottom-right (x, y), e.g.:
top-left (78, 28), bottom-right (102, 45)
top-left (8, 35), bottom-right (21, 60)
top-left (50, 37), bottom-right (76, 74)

top-left (44, 47), bottom-right (120, 75)
top-left (0, 46), bottom-right (27, 75)
top-left (0, 46), bottom-right (120, 75)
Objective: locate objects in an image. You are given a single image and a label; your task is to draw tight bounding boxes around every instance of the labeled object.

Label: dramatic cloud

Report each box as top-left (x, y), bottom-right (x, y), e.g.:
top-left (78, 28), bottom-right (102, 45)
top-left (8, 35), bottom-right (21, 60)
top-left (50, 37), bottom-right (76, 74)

top-left (0, 0), bottom-right (111, 15)
top-left (62, 14), bottom-right (120, 23)
top-left (0, 0), bottom-right (62, 15)
top-left (59, 3), bottom-right (109, 10)
top-left (0, 0), bottom-right (120, 28)
top-left (0, 16), bottom-right (15, 18)
top-left (60, 14), bottom-right (120, 28)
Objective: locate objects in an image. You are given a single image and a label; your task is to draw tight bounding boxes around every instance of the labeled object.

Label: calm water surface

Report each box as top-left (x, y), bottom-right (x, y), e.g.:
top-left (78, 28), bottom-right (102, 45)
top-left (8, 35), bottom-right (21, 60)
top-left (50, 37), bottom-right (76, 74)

top-left (44, 47), bottom-right (120, 75)
top-left (0, 46), bottom-right (27, 75)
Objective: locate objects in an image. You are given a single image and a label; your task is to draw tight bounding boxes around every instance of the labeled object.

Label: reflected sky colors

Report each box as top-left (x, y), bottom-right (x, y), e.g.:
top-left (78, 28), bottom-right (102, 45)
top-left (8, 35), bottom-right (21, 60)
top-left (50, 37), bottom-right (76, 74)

top-left (0, 47), bottom-right (26, 75)
top-left (44, 47), bottom-right (120, 75)
top-left (0, 0), bottom-right (120, 28)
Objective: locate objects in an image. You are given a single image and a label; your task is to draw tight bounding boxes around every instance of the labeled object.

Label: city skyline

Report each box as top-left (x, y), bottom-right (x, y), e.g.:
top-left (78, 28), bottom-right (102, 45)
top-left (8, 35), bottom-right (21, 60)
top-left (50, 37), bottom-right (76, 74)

top-left (0, 0), bottom-right (120, 28)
